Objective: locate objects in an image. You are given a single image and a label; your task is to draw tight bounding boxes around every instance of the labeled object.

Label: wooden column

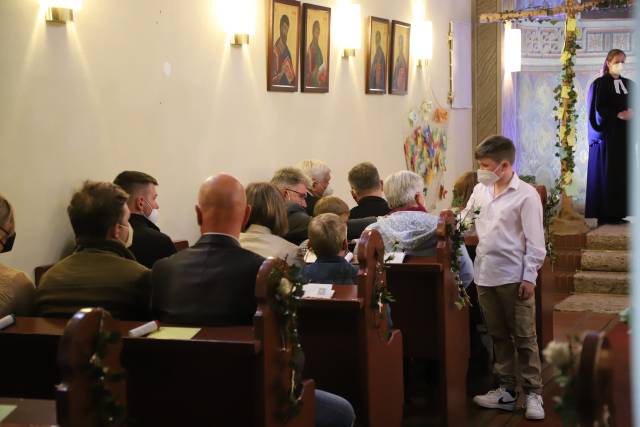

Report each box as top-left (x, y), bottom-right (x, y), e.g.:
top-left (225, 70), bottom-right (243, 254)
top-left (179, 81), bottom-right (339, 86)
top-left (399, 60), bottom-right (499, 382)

top-left (472, 0), bottom-right (501, 151)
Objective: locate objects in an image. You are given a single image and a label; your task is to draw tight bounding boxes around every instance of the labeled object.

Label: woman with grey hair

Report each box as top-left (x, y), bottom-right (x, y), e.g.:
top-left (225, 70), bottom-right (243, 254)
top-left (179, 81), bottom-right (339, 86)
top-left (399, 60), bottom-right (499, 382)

top-left (0, 195), bottom-right (35, 317)
top-left (365, 170), bottom-right (474, 286)
top-left (296, 159), bottom-right (332, 215)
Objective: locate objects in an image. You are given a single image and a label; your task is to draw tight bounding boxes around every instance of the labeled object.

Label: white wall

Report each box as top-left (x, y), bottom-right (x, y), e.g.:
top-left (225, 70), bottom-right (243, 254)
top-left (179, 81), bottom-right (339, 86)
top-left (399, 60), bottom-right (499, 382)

top-left (0, 0), bottom-right (473, 277)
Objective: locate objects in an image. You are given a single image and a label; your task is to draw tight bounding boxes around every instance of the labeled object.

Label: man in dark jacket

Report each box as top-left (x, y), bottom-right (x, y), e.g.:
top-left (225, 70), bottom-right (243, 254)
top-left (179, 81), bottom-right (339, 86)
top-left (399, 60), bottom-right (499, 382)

top-left (348, 162), bottom-right (390, 219)
top-left (114, 171), bottom-right (176, 268)
top-left (151, 174), bottom-right (263, 325)
top-left (271, 167), bottom-right (313, 245)
top-left (151, 173), bottom-right (356, 427)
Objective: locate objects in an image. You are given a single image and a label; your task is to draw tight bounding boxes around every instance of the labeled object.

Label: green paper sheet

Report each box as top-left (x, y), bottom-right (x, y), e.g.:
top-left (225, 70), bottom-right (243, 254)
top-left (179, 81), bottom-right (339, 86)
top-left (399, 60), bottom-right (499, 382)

top-left (147, 327), bottom-right (200, 340)
top-left (0, 405), bottom-right (16, 422)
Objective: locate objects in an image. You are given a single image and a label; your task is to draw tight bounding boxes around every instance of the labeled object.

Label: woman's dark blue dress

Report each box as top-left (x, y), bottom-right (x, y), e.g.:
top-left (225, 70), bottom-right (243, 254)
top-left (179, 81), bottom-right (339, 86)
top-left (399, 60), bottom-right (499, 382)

top-left (585, 74), bottom-right (633, 223)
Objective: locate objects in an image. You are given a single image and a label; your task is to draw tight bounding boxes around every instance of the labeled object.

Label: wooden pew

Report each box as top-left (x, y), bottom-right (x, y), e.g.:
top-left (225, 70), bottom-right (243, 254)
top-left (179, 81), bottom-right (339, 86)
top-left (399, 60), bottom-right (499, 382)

top-left (172, 239), bottom-right (189, 251)
top-left (0, 259), bottom-right (316, 427)
top-left (297, 229), bottom-right (404, 427)
top-left (383, 210), bottom-right (468, 426)
top-left (577, 321), bottom-right (631, 427)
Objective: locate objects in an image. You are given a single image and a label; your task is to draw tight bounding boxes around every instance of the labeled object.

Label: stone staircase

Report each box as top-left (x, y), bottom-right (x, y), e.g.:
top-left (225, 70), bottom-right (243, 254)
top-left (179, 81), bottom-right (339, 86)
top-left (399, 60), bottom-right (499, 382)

top-left (554, 224), bottom-right (630, 314)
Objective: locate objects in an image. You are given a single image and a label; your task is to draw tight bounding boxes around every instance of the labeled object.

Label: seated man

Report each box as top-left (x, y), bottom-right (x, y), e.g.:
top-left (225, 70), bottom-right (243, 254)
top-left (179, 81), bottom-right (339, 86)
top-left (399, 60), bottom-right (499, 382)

top-left (114, 171), bottom-right (176, 268)
top-left (303, 213), bottom-right (358, 285)
top-left (36, 181), bottom-right (150, 320)
top-left (151, 173), bottom-right (355, 427)
top-left (365, 170), bottom-right (474, 286)
top-left (271, 167), bottom-right (312, 245)
top-left (297, 160), bottom-right (332, 216)
top-left (314, 196), bottom-right (376, 241)
top-left (348, 162), bottom-right (390, 219)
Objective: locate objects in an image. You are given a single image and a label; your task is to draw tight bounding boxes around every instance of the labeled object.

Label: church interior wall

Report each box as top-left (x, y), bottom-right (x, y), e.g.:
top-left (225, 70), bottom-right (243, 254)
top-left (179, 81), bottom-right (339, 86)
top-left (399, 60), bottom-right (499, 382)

top-left (0, 0), bottom-right (473, 276)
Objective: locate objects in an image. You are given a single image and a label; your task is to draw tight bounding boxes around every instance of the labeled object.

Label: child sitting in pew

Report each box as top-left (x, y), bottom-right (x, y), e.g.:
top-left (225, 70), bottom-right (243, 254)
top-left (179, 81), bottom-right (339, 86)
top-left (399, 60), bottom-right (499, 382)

top-left (302, 214), bottom-right (358, 285)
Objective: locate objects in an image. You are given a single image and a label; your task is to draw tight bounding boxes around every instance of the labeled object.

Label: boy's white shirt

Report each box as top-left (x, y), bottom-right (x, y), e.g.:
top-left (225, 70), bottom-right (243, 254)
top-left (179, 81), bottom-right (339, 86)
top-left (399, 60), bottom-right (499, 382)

top-left (461, 173), bottom-right (546, 287)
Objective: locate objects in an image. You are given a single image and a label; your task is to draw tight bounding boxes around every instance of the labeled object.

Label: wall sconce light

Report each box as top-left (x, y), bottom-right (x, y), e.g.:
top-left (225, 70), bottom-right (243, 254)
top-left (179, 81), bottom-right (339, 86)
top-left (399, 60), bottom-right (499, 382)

top-left (504, 22), bottom-right (522, 73)
top-left (337, 1), bottom-right (361, 58)
top-left (414, 20), bottom-right (433, 67)
top-left (40, 0), bottom-right (81, 24)
top-left (218, 0), bottom-right (256, 46)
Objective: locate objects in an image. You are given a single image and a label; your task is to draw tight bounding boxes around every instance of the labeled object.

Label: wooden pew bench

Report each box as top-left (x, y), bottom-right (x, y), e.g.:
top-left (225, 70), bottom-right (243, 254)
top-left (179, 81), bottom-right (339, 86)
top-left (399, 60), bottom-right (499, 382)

top-left (297, 229), bottom-right (404, 427)
top-left (383, 210), bottom-right (469, 426)
top-left (0, 259), bottom-right (316, 427)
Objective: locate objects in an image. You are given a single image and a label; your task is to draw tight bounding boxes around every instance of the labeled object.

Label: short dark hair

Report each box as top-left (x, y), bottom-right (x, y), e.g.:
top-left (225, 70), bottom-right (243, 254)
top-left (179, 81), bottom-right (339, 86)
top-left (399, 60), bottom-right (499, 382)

top-left (113, 171), bottom-right (158, 197)
top-left (348, 162), bottom-right (381, 196)
top-left (68, 181), bottom-right (129, 240)
top-left (245, 182), bottom-right (289, 237)
top-left (474, 135), bottom-right (516, 165)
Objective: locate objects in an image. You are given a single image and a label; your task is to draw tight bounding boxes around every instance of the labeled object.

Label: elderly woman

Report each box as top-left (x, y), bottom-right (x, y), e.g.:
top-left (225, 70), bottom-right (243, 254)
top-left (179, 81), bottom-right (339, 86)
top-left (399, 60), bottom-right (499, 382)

top-left (365, 171), bottom-right (474, 286)
top-left (240, 182), bottom-right (303, 265)
top-left (296, 159), bottom-right (332, 215)
top-left (0, 195), bottom-right (35, 317)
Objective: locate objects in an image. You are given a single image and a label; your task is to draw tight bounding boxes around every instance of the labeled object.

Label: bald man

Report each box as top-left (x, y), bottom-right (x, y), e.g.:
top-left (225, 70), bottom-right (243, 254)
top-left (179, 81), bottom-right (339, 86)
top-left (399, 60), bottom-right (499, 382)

top-left (151, 174), bottom-right (356, 427)
top-left (150, 174), bottom-right (264, 325)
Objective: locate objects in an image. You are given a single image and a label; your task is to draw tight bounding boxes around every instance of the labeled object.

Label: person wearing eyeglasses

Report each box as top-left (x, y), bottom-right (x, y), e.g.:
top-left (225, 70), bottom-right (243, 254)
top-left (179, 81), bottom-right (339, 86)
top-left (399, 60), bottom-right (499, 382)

top-left (0, 194), bottom-right (35, 317)
top-left (271, 167), bottom-right (313, 245)
top-left (36, 181), bottom-right (150, 320)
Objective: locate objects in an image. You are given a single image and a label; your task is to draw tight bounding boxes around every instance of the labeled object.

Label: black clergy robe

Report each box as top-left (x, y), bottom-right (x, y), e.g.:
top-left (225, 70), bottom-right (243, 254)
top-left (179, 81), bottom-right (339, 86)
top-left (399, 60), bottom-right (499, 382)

top-left (585, 74), bottom-right (633, 222)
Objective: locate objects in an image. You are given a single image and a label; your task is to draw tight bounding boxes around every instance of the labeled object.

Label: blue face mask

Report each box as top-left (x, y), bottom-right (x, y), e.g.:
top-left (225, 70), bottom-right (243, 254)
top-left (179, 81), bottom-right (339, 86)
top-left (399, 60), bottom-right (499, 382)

top-left (0, 226), bottom-right (15, 253)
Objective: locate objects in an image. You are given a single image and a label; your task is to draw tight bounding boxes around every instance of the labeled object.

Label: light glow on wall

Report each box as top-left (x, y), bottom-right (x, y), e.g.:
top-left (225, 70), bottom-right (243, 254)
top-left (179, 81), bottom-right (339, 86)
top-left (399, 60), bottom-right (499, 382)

top-left (504, 22), bottom-right (522, 73)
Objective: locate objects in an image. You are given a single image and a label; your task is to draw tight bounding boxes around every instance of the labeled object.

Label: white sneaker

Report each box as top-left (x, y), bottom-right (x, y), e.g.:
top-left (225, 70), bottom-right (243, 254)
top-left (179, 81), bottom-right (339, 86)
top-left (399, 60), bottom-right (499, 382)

top-left (473, 387), bottom-right (517, 411)
top-left (524, 393), bottom-right (545, 420)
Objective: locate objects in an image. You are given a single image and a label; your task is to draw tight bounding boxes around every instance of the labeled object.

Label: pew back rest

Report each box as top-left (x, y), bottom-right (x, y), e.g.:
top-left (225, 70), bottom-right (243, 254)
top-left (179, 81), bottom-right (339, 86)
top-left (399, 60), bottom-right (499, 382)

top-left (56, 308), bottom-right (126, 427)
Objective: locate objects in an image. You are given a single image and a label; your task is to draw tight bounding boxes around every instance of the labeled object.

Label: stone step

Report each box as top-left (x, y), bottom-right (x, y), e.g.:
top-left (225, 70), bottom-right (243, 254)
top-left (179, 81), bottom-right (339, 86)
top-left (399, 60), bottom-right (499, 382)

top-left (581, 250), bottom-right (629, 272)
top-left (586, 224), bottom-right (630, 251)
top-left (574, 271), bottom-right (629, 295)
top-left (554, 293), bottom-right (629, 314)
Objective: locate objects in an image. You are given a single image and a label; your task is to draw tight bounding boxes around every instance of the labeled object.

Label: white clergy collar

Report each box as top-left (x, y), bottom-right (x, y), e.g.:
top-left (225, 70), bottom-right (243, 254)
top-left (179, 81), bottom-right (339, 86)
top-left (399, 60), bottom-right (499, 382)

top-left (614, 79), bottom-right (628, 95)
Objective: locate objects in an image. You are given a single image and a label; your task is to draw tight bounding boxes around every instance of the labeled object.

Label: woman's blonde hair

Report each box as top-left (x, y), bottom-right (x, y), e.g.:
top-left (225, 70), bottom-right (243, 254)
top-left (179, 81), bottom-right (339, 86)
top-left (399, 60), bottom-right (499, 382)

top-left (245, 182), bottom-right (289, 237)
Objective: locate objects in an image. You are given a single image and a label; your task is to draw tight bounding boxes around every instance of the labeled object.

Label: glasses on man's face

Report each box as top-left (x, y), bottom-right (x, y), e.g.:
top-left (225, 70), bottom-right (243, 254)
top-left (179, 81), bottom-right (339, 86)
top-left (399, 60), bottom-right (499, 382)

top-left (286, 188), bottom-right (307, 198)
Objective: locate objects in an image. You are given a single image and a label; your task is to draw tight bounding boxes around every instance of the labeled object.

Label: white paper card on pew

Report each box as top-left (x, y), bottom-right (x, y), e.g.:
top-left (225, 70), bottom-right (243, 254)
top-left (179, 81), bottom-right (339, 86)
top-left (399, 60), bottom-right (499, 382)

top-left (384, 252), bottom-right (406, 264)
top-left (303, 284), bottom-right (335, 299)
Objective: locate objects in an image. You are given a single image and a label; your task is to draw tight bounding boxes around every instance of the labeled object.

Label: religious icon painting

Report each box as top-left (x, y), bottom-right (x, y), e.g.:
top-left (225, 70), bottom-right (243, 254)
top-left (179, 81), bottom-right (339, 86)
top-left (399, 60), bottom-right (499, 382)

top-left (301, 4), bottom-right (331, 93)
top-left (366, 17), bottom-right (390, 95)
top-left (268, 0), bottom-right (301, 92)
top-left (389, 20), bottom-right (411, 95)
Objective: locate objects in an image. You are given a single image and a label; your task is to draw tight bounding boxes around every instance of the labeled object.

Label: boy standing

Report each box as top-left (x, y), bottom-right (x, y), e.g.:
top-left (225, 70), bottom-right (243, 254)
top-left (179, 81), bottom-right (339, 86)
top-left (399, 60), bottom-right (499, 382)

top-left (464, 136), bottom-right (546, 420)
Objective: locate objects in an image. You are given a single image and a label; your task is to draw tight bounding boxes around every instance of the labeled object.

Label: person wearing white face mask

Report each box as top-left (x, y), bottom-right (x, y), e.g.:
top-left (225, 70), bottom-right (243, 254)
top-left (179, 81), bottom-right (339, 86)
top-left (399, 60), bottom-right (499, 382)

top-left (35, 181), bottom-right (151, 320)
top-left (114, 171), bottom-right (177, 268)
top-left (586, 49), bottom-right (634, 224)
top-left (462, 136), bottom-right (547, 421)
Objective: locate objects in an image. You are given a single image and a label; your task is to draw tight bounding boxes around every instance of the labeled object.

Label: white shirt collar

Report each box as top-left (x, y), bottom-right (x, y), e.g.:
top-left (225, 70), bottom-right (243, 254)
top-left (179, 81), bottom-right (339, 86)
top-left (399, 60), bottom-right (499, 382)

top-left (243, 224), bottom-right (273, 235)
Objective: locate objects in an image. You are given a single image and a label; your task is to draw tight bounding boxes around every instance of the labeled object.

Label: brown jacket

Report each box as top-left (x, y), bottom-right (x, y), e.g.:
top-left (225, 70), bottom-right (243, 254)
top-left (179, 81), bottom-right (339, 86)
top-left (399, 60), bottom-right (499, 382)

top-left (0, 264), bottom-right (35, 317)
top-left (36, 240), bottom-right (151, 320)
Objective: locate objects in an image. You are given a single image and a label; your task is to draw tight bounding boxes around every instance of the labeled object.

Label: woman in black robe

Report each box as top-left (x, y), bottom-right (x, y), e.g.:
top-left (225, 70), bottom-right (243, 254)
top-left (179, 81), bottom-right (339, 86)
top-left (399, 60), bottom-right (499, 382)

top-left (586, 49), bottom-right (634, 223)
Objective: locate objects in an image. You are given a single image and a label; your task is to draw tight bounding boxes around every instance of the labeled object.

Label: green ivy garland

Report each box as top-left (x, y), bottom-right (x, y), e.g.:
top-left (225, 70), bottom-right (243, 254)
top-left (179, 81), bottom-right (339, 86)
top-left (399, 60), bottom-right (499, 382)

top-left (268, 263), bottom-right (306, 421)
top-left (450, 208), bottom-right (480, 310)
top-left (372, 261), bottom-right (395, 340)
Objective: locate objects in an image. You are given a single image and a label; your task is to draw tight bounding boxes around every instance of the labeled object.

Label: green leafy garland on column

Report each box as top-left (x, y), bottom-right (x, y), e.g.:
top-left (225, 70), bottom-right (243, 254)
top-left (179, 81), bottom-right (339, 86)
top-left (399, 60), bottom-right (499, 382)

top-left (546, 16), bottom-right (580, 251)
top-left (450, 208), bottom-right (480, 310)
